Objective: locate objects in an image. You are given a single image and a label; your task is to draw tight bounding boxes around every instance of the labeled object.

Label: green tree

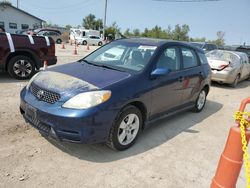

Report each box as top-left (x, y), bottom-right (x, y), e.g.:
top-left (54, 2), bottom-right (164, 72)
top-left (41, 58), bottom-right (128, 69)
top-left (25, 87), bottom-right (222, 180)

top-left (82, 14), bottom-right (96, 29)
top-left (105, 22), bottom-right (120, 37)
top-left (133, 29), bottom-right (140, 36)
top-left (82, 14), bottom-right (104, 30)
top-left (189, 37), bottom-right (206, 42)
top-left (0, 0), bottom-right (12, 6)
top-left (124, 28), bottom-right (133, 37)
top-left (65, 25), bottom-right (72, 31)
top-left (172, 24), bottom-right (190, 41)
top-left (215, 31), bottom-right (225, 46)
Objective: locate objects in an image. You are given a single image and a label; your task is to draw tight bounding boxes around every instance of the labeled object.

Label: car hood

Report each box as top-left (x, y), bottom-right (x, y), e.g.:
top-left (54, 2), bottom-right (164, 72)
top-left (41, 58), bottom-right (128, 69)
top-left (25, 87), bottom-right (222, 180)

top-left (32, 62), bottom-right (131, 94)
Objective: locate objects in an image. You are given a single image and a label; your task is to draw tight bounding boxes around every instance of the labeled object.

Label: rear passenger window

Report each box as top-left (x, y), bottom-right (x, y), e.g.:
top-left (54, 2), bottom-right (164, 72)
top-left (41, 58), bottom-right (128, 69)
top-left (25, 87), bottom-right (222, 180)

top-left (181, 47), bottom-right (198, 69)
top-left (156, 47), bottom-right (180, 71)
top-left (198, 52), bottom-right (208, 64)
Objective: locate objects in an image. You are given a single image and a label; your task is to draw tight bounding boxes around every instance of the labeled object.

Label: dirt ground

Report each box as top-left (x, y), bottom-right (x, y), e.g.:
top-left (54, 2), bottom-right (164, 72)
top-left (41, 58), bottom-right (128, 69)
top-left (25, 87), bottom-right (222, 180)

top-left (0, 44), bottom-right (250, 188)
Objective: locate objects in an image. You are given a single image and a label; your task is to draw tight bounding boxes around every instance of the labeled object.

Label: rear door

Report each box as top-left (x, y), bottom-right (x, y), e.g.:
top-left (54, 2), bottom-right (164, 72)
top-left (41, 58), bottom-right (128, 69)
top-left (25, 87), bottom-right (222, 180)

top-left (180, 46), bottom-right (204, 104)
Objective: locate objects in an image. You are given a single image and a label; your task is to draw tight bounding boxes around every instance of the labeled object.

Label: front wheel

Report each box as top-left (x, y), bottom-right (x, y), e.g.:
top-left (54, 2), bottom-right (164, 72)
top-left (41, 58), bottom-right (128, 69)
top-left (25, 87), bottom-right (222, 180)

top-left (106, 106), bottom-right (142, 151)
top-left (193, 89), bottom-right (207, 112)
top-left (98, 41), bottom-right (103, 46)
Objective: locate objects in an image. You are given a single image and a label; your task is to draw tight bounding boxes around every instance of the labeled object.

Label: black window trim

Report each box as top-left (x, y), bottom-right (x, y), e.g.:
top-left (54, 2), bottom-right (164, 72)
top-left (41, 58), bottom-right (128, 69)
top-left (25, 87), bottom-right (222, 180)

top-left (179, 45), bottom-right (201, 70)
top-left (155, 44), bottom-right (182, 72)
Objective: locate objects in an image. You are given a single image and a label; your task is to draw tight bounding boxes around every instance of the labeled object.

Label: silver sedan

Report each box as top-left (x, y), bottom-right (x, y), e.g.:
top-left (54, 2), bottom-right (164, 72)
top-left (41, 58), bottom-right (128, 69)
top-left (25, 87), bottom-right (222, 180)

top-left (206, 50), bottom-right (250, 87)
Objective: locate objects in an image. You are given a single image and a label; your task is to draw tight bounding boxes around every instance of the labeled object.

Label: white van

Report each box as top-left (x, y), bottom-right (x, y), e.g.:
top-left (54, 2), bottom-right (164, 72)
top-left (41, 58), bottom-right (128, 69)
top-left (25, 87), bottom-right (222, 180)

top-left (70, 28), bottom-right (101, 44)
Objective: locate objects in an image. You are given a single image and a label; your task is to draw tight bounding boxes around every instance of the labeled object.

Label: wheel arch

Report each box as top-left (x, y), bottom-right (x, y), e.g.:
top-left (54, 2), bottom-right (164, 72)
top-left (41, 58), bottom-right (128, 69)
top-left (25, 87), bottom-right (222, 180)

top-left (121, 101), bottom-right (148, 129)
top-left (5, 50), bottom-right (39, 71)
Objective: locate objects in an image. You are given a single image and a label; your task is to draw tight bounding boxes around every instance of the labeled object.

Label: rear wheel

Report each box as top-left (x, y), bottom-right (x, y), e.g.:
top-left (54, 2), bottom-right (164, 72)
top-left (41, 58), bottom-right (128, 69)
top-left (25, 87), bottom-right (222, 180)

top-left (82, 41), bottom-right (87, 45)
top-left (231, 74), bottom-right (240, 88)
top-left (98, 41), bottom-right (103, 46)
top-left (193, 89), bottom-right (207, 112)
top-left (8, 55), bottom-right (36, 80)
top-left (106, 105), bottom-right (142, 151)
top-left (56, 39), bottom-right (62, 44)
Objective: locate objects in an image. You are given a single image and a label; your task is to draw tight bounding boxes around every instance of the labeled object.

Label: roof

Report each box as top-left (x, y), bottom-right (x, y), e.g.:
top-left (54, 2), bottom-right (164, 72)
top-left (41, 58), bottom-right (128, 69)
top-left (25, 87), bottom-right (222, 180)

top-left (115, 37), bottom-right (204, 52)
top-left (1, 4), bottom-right (45, 22)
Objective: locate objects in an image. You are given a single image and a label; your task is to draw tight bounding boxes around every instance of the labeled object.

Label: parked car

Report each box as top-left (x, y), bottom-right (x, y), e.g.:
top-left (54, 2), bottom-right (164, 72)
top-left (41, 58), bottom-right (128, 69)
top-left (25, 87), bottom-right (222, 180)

top-left (235, 46), bottom-right (250, 61)
top-left (190, 42), bottom-right (218, 53)
top-left (34, 28), bottom-right (61, 36)
top-left (20, 38), bottom-right (211, 150)
top-left (206, 50), bottom-right (250, 87)
top-left (0, 33), bottom-right (57, 79)
top-left (37, 31), bottom-right (63, 44)
top-left (77, 35), bottom-right (103, 46)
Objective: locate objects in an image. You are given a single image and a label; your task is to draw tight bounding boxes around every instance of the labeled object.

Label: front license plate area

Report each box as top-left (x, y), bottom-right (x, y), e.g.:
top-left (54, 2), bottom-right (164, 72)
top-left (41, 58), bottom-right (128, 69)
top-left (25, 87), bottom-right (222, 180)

top-left (25, 104), bottom-right (37, 123)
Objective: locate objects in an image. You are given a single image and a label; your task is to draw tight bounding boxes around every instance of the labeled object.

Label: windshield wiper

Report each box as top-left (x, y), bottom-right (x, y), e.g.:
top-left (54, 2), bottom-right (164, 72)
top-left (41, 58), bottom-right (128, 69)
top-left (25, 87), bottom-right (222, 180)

top-left (93, 64), bottom-right (125, 72)
top-left (81, 59), bottom-right (124, 72)
top-left (80, 59), bottom-right (93, 65)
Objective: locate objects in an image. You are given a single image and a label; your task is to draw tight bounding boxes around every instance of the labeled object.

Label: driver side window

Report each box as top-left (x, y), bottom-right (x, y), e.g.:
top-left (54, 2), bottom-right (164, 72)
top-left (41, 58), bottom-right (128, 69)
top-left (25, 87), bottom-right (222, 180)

top-left (156, 46), bottom-right (180, 71)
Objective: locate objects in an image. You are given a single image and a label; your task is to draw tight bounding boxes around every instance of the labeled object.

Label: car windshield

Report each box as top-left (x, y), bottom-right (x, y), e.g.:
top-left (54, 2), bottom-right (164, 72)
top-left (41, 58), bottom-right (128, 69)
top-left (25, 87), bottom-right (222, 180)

top-left (83, 41), bottom-right (157, 73)
top-left (206, 50), bottom-right (239, 62)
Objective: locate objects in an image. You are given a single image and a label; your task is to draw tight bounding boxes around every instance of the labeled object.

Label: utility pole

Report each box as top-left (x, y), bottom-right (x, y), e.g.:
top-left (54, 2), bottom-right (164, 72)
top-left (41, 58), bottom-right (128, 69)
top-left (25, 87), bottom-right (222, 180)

top-left (17, 0), bottom-right (19, 8)
top-left (103, 0), bottom-right (107, 39)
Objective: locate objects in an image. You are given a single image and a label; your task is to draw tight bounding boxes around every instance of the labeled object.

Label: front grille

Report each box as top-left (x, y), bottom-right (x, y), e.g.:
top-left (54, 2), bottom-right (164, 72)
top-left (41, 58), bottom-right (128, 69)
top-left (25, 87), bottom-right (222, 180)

top-left (30, 83), bottom-right (60, 104)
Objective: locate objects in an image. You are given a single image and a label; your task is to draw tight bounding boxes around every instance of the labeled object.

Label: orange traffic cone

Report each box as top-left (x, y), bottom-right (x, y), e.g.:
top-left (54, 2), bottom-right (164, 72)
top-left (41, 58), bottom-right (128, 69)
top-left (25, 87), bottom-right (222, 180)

top-left (61, 43), bottom-right (65, 49)
top-left (73, 45), bottom-right (77, 55)
top-left (211, 97), bottom-right (250, 188)
top-left (42, 60), bottom-right (48, 70)
top-left (86, 43), bottom-right (90, 50)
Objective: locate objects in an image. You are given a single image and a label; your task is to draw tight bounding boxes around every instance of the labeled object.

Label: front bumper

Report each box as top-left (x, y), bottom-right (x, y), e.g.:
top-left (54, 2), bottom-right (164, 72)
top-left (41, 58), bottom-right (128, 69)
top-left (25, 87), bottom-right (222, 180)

top-left (20, 88), bottom-right (118, 144)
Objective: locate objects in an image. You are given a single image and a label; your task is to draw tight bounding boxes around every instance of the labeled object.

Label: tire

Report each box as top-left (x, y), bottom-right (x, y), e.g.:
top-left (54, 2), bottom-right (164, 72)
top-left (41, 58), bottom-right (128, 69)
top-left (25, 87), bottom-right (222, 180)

top-left (106, 105), bottom-right (142, 151)
top-left (82, 41), bottom-right (87, 45)
top-left (231, 74), bottom-right (240, 88)
top-left (193, 89), bottom-right (207, 113)
top-left (56, 39), bottom-right (62, 44)
top-left (8, 55), bottom-right (36, 80)
top-left (98, 42), bottom-right (103, 46)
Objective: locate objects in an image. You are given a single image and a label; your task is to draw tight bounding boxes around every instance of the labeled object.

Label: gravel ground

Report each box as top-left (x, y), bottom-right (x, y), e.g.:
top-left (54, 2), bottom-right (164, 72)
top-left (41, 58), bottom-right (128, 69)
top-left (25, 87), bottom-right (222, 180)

top-left (0, 44), bottom-right (249, 188)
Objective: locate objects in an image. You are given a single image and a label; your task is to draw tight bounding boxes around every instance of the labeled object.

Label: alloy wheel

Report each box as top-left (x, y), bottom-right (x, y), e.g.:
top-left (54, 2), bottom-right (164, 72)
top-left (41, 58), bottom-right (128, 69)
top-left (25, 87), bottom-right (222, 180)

top-left (117, 114), bottom-right (140, 146)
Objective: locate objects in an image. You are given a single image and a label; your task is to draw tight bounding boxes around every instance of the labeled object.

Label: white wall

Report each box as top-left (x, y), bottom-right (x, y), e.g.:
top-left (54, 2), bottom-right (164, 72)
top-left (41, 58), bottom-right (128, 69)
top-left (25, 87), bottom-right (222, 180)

top-left (0, 5), bottom-right (43, 33)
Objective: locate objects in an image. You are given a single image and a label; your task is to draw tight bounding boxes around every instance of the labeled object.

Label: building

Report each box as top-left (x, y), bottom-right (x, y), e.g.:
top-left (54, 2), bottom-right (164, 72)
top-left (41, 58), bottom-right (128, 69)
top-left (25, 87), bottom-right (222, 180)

top-left (0, 3), bottom-right (45, 33)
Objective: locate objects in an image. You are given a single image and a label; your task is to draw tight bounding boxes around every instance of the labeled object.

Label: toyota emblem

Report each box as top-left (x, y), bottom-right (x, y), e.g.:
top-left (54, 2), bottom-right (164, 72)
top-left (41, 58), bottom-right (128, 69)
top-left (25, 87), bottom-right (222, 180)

top-left (36, 90), bottom-right (44, 100)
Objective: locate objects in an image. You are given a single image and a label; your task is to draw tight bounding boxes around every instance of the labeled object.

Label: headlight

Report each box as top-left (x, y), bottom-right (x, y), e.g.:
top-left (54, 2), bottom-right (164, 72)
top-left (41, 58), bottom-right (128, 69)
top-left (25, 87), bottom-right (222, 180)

top-left (62, 90), bottom-right (111, 109)
top-left (26, 73), bottom-right (39, 90)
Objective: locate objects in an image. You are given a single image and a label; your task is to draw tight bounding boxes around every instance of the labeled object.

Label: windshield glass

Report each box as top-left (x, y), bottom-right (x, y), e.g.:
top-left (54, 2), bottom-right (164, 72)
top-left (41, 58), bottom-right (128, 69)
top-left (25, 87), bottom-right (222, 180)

top-left (83, 41), bottom-right (157, 72)
top-left (206, 50), bottom-right (239, 62)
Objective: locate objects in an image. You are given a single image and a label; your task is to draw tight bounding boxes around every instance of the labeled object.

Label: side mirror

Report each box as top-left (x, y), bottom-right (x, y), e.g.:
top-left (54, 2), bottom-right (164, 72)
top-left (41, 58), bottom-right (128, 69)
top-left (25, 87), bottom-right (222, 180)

top-left (150, 68), bottom-right (170, 79)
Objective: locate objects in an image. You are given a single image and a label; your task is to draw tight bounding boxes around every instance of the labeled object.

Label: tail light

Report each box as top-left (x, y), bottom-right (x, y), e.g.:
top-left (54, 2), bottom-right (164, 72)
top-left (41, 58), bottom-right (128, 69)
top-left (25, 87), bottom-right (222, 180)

top-left (219, 64), bottom-right (229, 69)
top-left (51, 43), bottom-right (55, 55)
top-left (219, 61), bottom-right (231, 70)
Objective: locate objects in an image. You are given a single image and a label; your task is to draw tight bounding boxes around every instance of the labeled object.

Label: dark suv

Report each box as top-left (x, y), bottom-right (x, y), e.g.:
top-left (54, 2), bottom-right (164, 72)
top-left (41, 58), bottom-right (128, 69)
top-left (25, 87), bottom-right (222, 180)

top-left (190, 42), bottom-right (218, 53)
top-left (20, 38), bottom-right (211, 150)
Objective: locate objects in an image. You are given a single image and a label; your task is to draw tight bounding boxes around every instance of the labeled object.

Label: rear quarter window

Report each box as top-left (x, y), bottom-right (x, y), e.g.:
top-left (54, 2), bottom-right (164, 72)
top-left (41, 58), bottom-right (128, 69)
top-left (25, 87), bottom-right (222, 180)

top-left (198, 52), bottom-right (209, 65)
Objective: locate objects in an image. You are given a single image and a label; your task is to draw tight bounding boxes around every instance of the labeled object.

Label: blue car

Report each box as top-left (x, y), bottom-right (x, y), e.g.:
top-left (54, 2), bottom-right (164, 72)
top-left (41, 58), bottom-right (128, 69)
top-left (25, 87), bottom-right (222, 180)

top-left (20, 38), bottom-right (211, 150)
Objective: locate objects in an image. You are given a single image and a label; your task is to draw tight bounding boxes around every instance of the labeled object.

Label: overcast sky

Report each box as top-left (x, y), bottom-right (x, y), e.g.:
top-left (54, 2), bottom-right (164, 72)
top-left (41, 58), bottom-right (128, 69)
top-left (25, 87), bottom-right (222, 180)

top-left (9, 0), bottom-right (250, 45)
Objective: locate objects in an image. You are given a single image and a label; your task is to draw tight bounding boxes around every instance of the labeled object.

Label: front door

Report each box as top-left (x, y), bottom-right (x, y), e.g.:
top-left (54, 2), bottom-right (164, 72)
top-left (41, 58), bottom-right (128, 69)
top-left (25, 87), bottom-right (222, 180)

top-left (150, 46), bottom-right (184, 118)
